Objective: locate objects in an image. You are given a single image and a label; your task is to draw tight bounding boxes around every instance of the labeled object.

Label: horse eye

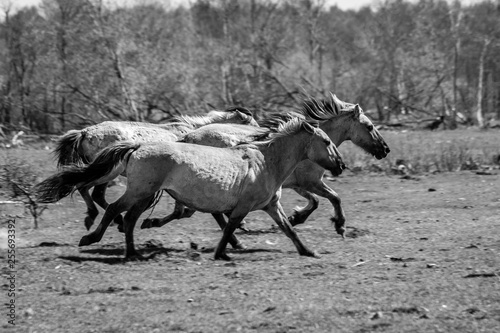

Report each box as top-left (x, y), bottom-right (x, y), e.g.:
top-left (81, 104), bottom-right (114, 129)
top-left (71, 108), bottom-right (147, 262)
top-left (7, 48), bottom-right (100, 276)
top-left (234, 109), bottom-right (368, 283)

top-left (367, 124), bottom-right (374, 131)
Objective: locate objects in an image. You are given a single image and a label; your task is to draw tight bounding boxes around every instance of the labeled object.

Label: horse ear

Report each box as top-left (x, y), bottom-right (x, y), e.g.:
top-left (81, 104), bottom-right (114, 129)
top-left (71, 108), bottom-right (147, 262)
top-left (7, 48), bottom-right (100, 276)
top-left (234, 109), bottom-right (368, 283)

top-left (235, 107), bottom-right (253, 117)
top-left (236, 111), bottom-right (252, 122)
top-left (302, 121), bottom-right (316, 134)
top-left (353, 104), bottom-right (362, 117)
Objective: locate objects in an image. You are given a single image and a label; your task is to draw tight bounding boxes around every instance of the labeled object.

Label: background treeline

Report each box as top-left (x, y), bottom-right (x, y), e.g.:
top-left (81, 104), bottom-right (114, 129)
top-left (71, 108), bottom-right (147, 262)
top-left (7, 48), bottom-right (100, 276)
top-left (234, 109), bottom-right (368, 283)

top-left (1, 0), bottom-right (499, 134)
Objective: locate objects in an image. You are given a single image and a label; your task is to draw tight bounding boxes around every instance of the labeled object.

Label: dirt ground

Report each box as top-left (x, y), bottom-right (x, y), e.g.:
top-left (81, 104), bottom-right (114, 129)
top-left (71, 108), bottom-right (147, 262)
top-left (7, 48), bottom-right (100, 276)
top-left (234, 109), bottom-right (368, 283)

top-left (1, 168), bottom-right (500, 332)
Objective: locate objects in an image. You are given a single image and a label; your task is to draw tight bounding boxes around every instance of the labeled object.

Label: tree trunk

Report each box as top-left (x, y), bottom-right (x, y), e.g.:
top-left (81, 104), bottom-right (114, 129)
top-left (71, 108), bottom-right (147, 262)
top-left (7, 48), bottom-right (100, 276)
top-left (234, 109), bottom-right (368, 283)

top-left (111, 50), bottom-right (140, 121)
top-left (221, 0), bottom-right (233, 105)
top-left (476, 38), bottom-right (491, 128)
top-left (449, 1), bottom-right (462, 129)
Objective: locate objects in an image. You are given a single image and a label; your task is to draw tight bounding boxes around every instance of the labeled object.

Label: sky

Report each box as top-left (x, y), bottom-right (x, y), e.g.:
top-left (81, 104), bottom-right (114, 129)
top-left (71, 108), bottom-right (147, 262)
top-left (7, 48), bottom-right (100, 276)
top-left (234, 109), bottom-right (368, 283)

top-left (3, 0), bottom-right (487, 12)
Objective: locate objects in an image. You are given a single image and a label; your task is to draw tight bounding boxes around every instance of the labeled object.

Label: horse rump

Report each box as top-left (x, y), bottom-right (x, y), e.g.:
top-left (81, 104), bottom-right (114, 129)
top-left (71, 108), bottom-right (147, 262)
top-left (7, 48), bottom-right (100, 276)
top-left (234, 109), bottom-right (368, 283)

top-left (53, 129), bottom-right (87, 168)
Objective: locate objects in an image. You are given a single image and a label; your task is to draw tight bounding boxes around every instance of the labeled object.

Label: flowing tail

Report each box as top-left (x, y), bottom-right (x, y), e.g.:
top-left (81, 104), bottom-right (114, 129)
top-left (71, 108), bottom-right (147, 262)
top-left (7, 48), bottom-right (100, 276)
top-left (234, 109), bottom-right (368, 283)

top-left (53, 129), bottom-right (87, 167)
top-left (36, 142), bottom-right (140, 203)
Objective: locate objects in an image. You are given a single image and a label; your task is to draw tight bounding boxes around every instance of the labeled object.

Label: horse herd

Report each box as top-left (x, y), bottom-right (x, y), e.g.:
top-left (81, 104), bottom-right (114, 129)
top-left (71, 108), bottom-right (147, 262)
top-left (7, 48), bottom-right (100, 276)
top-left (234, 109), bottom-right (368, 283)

top-left (35, 93), bottom-right (391, 261)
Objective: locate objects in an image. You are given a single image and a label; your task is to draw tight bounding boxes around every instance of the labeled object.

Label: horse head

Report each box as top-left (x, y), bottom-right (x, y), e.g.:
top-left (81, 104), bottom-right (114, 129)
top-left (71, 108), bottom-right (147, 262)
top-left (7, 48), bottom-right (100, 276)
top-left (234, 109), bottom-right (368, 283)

top-left (335, 96), bottom-right (390, 160)
top-left (303, 122), bottom-right (346, 176)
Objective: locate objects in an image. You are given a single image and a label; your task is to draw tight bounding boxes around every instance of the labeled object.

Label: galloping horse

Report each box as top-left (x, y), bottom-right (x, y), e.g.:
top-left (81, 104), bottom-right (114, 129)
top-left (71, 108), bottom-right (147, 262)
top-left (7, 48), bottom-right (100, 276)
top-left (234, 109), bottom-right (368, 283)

top-left (143, 93), bottom-right (390, 236)
top-left (274, 94), bottom-right (390, 235)
top-left (36, 119), bottom-right (345, 260)
top-left (53, 107), bottom-right (258, 230)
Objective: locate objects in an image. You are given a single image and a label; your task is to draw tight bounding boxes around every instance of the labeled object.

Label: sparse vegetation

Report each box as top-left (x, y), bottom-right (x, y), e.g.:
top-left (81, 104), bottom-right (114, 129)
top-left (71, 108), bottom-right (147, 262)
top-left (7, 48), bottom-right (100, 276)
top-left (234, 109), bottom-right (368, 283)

top-left (339, 128), bottom-right (500, 174)
top-left (0, 151), bottom-right (47, 228)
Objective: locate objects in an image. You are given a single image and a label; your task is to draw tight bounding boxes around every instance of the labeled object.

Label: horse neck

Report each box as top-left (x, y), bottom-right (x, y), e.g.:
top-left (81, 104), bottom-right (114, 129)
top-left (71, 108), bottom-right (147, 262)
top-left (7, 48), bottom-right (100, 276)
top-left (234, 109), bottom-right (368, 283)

top-left (319, 115), bottom-right (351, 146)
top-left (259, 132), bottom-right (311, 184)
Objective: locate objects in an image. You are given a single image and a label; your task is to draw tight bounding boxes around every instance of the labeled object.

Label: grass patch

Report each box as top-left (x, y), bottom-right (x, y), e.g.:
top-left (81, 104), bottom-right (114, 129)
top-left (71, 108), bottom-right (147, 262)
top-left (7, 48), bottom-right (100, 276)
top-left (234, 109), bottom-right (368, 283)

top-left (339, 128), bottom-right (500, 174)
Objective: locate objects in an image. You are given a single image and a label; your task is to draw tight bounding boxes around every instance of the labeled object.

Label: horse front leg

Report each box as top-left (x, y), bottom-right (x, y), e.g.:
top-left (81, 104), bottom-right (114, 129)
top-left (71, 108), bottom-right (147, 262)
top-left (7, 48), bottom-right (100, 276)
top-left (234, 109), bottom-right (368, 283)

top-left (302, 181), bottom-right (346, 237)
top-left (78, 186), bottom-right (99, 231)
top-left (91, 183), bottom-right (125, 229)
top-left (263, 197), bottom-right (319, 258)
top-left (288, 187), bottom-right (320, 226)
top-left (212, 214), bottom-right (245, 250)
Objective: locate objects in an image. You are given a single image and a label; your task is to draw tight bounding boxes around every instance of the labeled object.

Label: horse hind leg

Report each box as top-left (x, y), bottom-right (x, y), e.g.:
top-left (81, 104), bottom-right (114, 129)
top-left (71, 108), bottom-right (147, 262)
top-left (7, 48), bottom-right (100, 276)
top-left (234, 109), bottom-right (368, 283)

top-left (214, 214), bottom-right (246, 261)
top-left (223, 212), bottom-right (250, 232)
top-left (212, 214), bottom-right (245, 250)
top-left (79, 195), bottom-right (133, 247)
top-left (78, 186), bottom-right (99, 230)
top-left (288, 187), bottom-right (319, 226)
top-left (304, 181), bottom-right (346, 237)
top-left (91, 183), bottom-right (125, 230)
top-left (122, 196), bottom-right (155, 260)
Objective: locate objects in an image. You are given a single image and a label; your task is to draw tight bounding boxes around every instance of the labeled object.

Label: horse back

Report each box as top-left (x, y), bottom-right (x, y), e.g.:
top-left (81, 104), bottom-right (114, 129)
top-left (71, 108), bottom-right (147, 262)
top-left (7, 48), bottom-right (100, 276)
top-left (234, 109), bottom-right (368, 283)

top-left (181, 124), bottom-right (267, 148)
top-left (81, 122), bottom-right (178, 162)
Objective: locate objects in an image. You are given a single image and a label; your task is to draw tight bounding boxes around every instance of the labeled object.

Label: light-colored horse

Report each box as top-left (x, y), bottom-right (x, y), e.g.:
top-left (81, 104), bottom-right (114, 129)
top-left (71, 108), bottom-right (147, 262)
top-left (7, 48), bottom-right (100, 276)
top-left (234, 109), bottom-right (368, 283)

top-left (272, 94), bottom-right (390, 235)
top-left (144, 94), bottom-right (390, 236)
top-left (36, 119), bottom-right (345, 260)
top-left (53, 108), bottom-right (258, 230)
top-left (139, 124), bottom-right (271, 230)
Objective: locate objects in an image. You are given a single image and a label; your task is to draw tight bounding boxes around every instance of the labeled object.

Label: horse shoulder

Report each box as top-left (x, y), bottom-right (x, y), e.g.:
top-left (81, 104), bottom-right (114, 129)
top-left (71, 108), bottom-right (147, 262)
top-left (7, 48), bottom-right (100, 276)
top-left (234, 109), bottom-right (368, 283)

top-left (283, 160), bottom-right (325, 189)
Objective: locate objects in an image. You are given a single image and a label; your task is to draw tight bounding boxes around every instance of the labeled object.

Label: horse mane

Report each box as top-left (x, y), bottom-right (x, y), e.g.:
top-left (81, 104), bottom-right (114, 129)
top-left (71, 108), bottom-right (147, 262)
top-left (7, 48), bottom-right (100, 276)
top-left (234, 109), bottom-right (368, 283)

top-left (298, 94), bottom-right (356, 122)
top-left (173, 114), bottom-right (226, 127)
top-left (174, 105), bottom-right (251, 128)
top-left (257, 112), bottom-right (303, 129)
top-left (244, 117), bottom-right (316, 146)
top-left (272, 118), bottom-right (311, 139)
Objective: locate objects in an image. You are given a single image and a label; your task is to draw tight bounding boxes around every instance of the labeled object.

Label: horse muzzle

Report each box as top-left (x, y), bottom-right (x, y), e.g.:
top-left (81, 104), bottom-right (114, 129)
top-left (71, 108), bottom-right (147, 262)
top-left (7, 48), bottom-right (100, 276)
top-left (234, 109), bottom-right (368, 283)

top-left (375, 146), bottom-right (391, 160)
top-left (330, 161), bottom-right (346, 177)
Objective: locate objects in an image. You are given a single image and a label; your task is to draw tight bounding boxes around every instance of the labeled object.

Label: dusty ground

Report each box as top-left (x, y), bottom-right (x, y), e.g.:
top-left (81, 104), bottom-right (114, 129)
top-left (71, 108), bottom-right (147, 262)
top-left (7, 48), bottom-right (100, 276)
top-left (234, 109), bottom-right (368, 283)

top-left (1, 156), bottom-right (500, 332)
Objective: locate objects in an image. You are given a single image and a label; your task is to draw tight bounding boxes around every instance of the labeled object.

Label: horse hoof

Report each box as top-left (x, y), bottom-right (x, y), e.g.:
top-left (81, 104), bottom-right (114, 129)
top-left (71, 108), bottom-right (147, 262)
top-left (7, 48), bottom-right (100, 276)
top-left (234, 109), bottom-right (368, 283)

top-left (300, 249), bottom-right (320, 258)
top-left (214, 252), bottom-right (232, 261)
top-left (330, 217), bottom-right (345, 234)
top-left (233, 242), bottom-right (247, 250)
top-left (79, 235), bottom-right (92, 247)
top-left (84, 217), bottom-right (94, 231)
top-left (141, 219), bottom-right (153, 229)
top-left (289, 214), bottom-right (306, 226)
